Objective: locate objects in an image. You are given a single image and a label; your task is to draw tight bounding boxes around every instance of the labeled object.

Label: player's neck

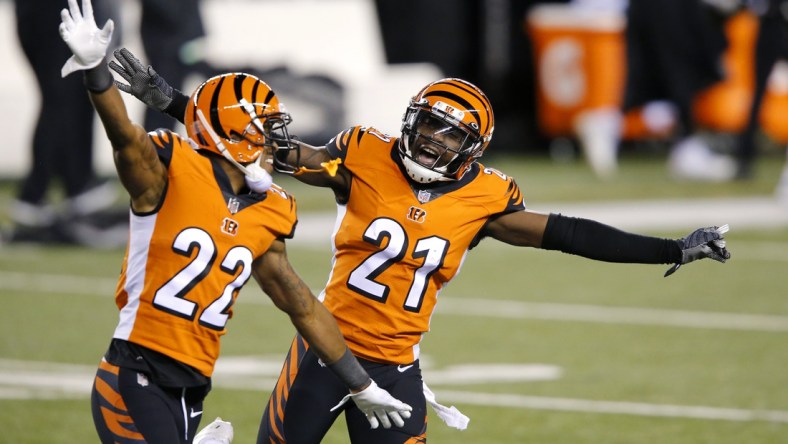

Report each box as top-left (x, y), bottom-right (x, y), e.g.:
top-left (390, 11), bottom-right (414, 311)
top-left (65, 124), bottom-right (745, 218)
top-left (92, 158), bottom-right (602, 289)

top-left (217, 159), bottom-right (246, 194)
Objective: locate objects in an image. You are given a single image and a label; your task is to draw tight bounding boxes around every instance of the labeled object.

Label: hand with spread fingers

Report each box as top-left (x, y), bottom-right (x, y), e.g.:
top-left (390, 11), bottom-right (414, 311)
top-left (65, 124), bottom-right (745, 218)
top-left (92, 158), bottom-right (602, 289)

top-left (109, 48), bottom-right (176, 112)
top-left (331, 380), bottom-right (413, 429)
top-left (59, 0), bottom-right (113, 77)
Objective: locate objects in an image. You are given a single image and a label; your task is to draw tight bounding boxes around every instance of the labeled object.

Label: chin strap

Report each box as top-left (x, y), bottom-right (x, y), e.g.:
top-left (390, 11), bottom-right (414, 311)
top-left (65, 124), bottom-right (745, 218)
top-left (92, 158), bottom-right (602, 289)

top-left (196, 109), bottom-right (272, 193)
top-left (244, 157), bottom-right (273, 193)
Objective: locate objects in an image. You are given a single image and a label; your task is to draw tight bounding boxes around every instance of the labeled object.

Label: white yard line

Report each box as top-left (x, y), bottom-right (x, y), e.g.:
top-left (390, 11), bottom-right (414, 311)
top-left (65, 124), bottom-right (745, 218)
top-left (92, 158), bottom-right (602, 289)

top-left (2, 269), bottom-right (788, 332)
top-left (436, 391), bottom-right (788, 423)
top-left (435, 298), bottom-right (788, 332)
top-left (0, 358), bottom-right (786, 424)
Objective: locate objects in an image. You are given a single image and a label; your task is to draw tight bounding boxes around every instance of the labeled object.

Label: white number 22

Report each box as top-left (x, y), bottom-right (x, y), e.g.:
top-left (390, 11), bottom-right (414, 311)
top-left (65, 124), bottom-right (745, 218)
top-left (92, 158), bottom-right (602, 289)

top-left (152, 227), bottom-right (253, 330)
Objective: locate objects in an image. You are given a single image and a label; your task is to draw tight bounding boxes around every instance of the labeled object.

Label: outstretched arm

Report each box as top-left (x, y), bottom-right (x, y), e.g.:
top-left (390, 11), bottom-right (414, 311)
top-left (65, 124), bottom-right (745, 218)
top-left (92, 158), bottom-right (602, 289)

top-left (253, 239), bottom-right (412, 429)
top-left (59, 0), bottom-right (165, 212)
top-left (484, 210), bottom-right (730, 276)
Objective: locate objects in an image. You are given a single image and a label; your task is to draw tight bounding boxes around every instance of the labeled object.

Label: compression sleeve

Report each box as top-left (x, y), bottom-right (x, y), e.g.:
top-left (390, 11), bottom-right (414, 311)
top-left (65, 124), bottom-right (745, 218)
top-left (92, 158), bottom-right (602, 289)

top-left (327, 348), bottom-right (372, 391)
top-left (164, 90), bottom-right (189, 124)
top-left (541, 213), bottom-right (682, 264)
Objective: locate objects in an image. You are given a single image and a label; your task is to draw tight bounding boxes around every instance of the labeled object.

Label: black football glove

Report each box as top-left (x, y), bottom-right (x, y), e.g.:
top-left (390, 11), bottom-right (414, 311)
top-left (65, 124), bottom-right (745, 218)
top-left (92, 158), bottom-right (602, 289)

top-left (664, 224), bottom-right (731, 277)
top-left (109, 48), bottom-right (175, 112)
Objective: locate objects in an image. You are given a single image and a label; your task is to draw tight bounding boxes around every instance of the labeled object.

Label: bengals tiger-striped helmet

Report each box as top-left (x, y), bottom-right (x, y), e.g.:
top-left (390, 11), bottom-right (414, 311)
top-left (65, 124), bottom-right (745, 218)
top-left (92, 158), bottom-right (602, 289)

top-left (184, 72), bottom-right (293, 165)
top-left (399, 78), bottom-right (494, 183)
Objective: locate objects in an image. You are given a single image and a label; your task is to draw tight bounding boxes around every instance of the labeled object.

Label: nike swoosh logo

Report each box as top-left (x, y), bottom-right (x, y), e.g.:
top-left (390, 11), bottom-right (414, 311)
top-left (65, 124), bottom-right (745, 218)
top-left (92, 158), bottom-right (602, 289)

top-left (397, 364), bottom-right (414, 373)
top-left (190, 409), bottom-right (203, 418)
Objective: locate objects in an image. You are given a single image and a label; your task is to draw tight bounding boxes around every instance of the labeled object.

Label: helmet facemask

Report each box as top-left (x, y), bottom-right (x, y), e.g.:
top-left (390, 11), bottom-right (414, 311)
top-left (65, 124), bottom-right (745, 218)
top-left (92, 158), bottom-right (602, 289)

top-left (400, 100), bottom-right (484, 183)
top-left (185, 73), bottom-right (298, 193)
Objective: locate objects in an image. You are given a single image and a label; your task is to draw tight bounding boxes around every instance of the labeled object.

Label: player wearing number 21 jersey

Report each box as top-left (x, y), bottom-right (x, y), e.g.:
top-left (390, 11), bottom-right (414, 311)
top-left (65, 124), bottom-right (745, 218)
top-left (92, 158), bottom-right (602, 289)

top-left (320, 125), bottom-right (524, 365)
top-left (257, 77), bottom-right (730, 443)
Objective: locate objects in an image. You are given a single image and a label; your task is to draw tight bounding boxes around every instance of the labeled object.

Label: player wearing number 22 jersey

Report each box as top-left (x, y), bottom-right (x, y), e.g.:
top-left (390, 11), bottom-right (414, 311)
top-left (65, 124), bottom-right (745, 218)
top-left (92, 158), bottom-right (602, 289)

top-left (93, 130), bottom-right (298, 440)
top-left (113, 131), bottom-right (296, 376)
top-left (67, 44), bottom-right (411, 440)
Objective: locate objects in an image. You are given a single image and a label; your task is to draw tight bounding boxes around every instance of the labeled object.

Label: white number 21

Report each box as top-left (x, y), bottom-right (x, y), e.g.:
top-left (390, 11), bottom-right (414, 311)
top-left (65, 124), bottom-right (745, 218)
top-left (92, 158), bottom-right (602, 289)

top-left (347, 218), bottom-right (448, 312)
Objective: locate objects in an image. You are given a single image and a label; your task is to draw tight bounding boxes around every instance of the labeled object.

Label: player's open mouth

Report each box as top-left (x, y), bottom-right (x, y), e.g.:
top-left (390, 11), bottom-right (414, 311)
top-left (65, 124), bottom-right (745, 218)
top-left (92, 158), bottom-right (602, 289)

top-left (417, 146), bottom-right (440, 165)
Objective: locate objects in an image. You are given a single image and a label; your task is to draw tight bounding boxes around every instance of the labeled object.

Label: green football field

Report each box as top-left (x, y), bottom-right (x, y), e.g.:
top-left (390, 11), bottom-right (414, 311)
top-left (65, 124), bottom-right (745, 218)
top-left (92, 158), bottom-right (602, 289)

top-left (1, 154), bottom-right (787, 443)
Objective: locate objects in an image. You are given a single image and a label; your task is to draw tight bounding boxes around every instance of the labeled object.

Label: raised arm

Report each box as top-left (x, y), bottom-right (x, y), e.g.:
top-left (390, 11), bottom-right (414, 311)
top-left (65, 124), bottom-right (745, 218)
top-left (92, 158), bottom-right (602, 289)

top-left (252, 239), bottom-right (412, 429)
top-left (107, 47), bottom-right (350, 193)
top-left (59, 0), bottom-right (165, 212)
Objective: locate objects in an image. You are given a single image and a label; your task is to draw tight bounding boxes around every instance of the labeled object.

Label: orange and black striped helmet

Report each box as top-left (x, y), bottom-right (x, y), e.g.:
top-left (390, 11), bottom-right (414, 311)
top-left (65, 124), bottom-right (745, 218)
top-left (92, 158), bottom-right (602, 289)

top-left (400, 78), bottom-right (495, 183)
top-left (184, 72), bottom-right (292, 164)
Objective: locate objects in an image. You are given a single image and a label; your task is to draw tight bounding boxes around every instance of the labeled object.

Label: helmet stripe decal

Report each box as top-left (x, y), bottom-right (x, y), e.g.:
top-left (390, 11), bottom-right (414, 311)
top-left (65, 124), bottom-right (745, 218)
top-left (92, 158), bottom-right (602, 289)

top-left (190, 82), bottom-right (210, 147)
top-left (210, 76), bottom-right (230, 140)
top-left (447, 80), bottom-right (492, 135)
top-left (423, 90), bottom-right (482, 134)
top-left (441, 79), bottom-right (492, 135)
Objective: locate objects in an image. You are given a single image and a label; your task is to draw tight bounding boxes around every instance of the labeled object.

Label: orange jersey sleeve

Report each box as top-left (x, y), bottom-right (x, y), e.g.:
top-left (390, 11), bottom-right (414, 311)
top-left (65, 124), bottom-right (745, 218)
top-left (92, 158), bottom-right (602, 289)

top-left (321, 126), bottom-right (524, 364)
top-left (113, 130), bottom-right (297, 377)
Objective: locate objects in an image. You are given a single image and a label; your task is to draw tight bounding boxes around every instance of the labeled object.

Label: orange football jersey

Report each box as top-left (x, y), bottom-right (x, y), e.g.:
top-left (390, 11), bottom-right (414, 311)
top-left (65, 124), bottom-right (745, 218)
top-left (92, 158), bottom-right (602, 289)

top-left (112, 130), bottom-right (297, 377)
top-left (320, 126), bottom-right (525, 364)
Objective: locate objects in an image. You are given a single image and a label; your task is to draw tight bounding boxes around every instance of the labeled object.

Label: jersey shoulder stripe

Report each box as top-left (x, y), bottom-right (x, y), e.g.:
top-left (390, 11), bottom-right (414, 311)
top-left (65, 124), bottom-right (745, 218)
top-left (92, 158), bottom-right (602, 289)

top-left (147, 129), bottom-right (193, 166)
top-left (472, 163), bottom-right (526, 213)
top-left (326, 126), bottom-right (395, 161)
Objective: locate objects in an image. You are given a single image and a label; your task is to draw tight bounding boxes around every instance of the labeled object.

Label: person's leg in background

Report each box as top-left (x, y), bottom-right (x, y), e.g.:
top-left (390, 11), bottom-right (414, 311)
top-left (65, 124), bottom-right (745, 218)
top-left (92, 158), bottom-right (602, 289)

top-left (11, 0), bottom-right (124, 244)
top-left (139, 0), bottom-right (206, 132)
top-left (734, 0), bottom-right (788, 179)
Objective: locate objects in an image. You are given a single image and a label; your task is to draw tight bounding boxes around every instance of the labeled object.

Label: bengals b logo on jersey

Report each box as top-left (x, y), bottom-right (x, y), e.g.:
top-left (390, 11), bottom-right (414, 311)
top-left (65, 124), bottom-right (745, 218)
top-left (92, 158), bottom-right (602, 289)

top-left (221, 217), bottom-right (239, 236)
top-left (406, 206), bottom-right (427, 223)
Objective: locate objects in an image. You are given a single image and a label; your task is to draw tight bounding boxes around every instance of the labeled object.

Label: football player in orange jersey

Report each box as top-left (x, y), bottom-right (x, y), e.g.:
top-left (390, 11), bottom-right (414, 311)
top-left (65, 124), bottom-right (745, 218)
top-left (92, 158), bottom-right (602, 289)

top-left (113, 52), bottom-right (731, 442)
top-left (58, 1), bottom-right (411, 443)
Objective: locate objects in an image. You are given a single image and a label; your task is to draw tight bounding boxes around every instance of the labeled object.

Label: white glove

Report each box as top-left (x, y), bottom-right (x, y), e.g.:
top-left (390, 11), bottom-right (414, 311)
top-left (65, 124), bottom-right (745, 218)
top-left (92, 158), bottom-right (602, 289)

top-left (59, 0), bottom-right (114, 77)
top-left (193, 417), bottom-right (233, 444)
top-left (330, 380), bottom-right (413, 429)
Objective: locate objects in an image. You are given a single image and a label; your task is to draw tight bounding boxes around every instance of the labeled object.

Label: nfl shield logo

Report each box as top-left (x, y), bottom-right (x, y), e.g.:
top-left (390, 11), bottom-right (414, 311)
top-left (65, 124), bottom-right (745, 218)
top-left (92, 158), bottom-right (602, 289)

top-left (227, 198), bottom-right (240, 214)
top-left (417, 190), bottom-right (431, 203)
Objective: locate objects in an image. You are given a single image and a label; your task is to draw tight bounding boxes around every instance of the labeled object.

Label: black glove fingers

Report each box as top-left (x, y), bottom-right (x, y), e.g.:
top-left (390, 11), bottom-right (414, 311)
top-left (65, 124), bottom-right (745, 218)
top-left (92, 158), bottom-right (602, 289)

top-left (108, 60), bottom-right (132, 82)
top-left (686, 230), bottom-right (720, 247)
top-left (117, 47), bottom-right (143, 68)
top-left (112, 48), bottom-right (133, 72)
top-left (113, 79), bottom-right (132, 94)
top-left (710, 244), bottom-right (731, 261)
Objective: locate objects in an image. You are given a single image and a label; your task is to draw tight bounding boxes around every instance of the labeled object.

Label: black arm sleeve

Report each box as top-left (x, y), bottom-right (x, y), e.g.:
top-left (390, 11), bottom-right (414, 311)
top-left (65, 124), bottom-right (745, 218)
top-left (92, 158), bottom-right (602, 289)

top-left (163, 90), bottom-right (189, 124)
top-left (541, 213), bottom-right (682, 264)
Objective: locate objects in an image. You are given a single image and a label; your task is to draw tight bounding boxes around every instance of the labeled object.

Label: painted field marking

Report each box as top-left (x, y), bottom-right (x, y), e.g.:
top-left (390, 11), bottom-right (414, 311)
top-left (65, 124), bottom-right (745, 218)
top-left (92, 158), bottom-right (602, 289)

top-left (437, 390), bottom-right (788, 423)
top-left (1, 358), bottom-right (786, 424)
top-left (2, 270), bottom-right (788, 332)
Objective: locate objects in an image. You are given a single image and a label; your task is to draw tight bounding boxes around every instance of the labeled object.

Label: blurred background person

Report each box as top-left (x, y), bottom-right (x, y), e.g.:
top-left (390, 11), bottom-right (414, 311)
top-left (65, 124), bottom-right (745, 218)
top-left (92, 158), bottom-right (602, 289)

top-left (525, 0), bottom-right (788, 184)
top-left (8, 0), bottom-right (209, 246)
top-left (9, 0), bottom-right (123, 245)
top-left (136, 0), bottom-right (206, 132)
top-left (728, 0), bottom-right (788, 183)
